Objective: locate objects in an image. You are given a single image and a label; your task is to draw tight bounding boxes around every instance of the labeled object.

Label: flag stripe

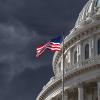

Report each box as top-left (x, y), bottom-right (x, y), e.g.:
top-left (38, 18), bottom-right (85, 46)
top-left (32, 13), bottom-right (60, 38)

top-left (47, 47), bottom-right (61, 50)
top-left (36, 47), bottom-right (46, 57)
top-left (36, 42), bottom-right (49, 50)
top-left (50, 42), bottom-right (61, 45)
top-left (36, 36), bottom-right (61, 57)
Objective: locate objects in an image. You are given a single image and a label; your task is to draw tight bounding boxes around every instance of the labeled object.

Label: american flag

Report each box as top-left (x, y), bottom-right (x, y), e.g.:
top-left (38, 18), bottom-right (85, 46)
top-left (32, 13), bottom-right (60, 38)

top-left (36, 36), bottom-right (61, 57)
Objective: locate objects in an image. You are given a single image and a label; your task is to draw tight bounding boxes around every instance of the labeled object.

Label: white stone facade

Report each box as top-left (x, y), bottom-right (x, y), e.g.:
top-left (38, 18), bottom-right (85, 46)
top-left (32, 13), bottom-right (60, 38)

top-left (36, 0), bottom-right (100, 100)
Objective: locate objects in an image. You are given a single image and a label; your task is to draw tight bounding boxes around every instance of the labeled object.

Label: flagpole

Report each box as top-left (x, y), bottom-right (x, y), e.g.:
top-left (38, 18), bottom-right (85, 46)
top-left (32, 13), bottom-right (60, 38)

top-left (62, 32), bottom-right (64, 100)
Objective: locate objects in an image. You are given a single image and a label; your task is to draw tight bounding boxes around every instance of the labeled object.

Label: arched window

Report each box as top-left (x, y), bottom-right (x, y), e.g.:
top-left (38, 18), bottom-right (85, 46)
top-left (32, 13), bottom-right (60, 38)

top-left (74, 50), bottom-right (77, 64)
top-left (85, 44), bottom-right (89, 59)
top-left (97, 39), bottom-right (100, 55)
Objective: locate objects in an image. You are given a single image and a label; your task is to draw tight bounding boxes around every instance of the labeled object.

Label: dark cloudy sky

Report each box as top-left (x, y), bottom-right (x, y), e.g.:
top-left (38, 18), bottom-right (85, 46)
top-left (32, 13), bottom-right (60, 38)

top-left (0, 0), bottom-right (88, 100)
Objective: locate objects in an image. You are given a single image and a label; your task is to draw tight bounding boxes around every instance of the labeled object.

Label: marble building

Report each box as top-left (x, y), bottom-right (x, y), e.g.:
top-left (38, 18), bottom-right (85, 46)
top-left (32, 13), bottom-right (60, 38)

top-left (36, 0), bottom-right (100, 100)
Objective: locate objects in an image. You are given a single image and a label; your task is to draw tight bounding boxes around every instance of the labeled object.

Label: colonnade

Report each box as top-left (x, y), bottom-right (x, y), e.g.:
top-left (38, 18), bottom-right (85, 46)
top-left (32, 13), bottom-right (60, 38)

top-left (51, 81), bottom-right (100, 100)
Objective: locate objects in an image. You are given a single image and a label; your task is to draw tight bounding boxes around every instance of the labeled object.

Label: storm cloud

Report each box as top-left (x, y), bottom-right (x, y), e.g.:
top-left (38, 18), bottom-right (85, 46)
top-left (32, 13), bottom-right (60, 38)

top-left (0, 0), bottom-right (87, 100)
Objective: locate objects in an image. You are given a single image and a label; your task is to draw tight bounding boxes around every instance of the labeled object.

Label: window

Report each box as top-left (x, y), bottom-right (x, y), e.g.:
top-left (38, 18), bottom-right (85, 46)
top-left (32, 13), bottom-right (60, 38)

top-left (96, 0), bottom-right (100, 7)
top-left (74, 50), bottom-right (77, 64)
top-left (97, 39), bottom-right (100, 55)
top-left (85, 44), bottom-right (89, 59)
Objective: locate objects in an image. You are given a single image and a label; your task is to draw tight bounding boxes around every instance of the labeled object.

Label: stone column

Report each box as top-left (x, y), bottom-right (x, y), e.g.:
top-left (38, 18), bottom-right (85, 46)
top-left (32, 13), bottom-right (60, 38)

top-left (64, 91), bottom-right (68, 100)
top-left (78, 84), bottom-right (84, 100)
top-left (64, 95), bottom-right (68, 100)
top-left (77, 44), bottom-right (81, 63)
top-left (97, 81), bottom-right (100, 100)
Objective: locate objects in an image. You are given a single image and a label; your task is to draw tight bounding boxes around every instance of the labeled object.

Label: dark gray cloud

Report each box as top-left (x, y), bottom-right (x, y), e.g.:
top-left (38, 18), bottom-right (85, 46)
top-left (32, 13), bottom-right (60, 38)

top-left (0, 0), bottom-right (88, 100)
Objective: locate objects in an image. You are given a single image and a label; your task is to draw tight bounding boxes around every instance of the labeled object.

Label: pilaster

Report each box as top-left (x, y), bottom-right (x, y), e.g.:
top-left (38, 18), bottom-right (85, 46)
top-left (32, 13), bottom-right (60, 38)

top-left (78, 84), bottom-right (84, 100)
top-left (64, 91), bottom-right (68, 100)
top-left (97, 81), bottom-right (100, 100)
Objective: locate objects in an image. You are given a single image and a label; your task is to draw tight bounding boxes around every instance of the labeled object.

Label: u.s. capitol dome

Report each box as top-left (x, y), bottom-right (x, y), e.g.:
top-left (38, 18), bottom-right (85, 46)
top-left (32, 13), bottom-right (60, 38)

top-left (36, 0), bottom-right (100, 100)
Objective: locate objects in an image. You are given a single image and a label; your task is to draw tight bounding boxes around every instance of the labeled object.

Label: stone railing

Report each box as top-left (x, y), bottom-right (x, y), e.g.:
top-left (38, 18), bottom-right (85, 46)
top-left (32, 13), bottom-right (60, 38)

top-left (55, 55), bottom-right (100, 80)
top-left (36, 77), bottom-right (60, 100)
top-left (65, 55), bottom-right (100, 75)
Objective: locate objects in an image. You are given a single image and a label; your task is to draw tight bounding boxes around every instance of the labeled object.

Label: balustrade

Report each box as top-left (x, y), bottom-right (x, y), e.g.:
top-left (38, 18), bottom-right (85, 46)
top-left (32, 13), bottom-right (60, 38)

top-left (64, 55), bottom-right (100, 74)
